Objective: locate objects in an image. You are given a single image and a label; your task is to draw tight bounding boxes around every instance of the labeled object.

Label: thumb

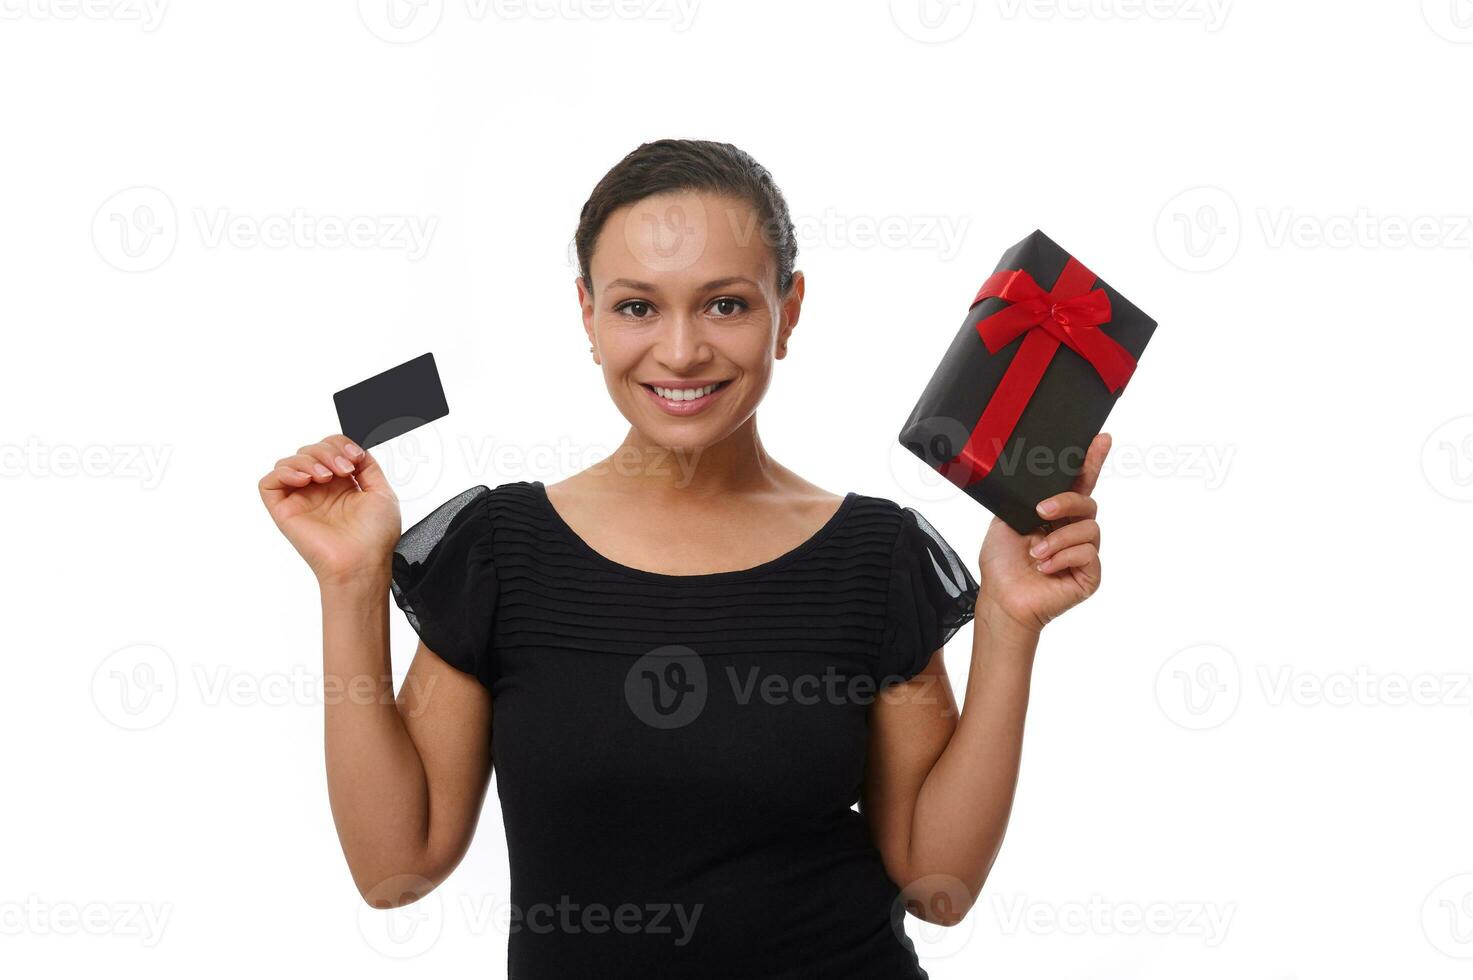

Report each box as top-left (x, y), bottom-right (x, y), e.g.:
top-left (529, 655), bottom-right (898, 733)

top-left (349, 448), bottom-right (394, 495)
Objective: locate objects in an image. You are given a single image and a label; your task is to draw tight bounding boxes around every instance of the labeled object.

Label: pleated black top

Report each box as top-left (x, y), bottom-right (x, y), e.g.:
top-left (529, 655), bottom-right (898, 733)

top-left (389, 480), bottom-right (979, 979)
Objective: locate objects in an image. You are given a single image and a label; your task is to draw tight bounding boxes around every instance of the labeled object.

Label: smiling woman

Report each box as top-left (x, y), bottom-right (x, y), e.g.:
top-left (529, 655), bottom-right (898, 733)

top-left (258, 138), bottom-right (1110, 980)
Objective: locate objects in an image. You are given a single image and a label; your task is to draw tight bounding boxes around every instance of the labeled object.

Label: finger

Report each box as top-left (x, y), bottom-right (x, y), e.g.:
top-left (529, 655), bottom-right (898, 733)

top-left (322, 433), bottom-right (368, 463)
top-left (1035, 491), bottom-right (1097, 523)
top-left (1036, 542), bottom-right (1099, 577)
top-left (1071, 432), bottom-right (1112, 497)
top-left (296, 441), bottom-right (356, 477)
top-left (1028, 519), bottom-right (1099, 561)
top-left (280, 453), bottom-right (337, 483)
top-left (344, 447), bottom-right (392, 494)
top-left (258, 465), bottom-right (313, 508)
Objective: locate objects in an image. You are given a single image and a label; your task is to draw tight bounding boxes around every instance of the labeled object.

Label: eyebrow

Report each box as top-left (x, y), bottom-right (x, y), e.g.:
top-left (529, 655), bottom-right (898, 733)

top-left (604, 276), bottom-right (759, 293)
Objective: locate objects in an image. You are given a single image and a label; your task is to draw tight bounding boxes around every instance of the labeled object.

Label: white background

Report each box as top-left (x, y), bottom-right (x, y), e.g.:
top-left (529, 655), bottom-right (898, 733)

top-left (4, 1), bottom-right (1472, 977)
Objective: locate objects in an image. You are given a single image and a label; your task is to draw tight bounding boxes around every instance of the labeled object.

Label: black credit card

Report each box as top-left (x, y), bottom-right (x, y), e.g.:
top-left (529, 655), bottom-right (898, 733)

top-left (333, 353), bottom-right (449, 449)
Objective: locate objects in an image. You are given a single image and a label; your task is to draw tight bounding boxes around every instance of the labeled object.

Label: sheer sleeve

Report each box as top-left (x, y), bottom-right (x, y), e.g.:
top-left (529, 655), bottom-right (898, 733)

top-left (389, 485), bottom-right (497, 684)
top-left (879, 505), bottom-right (980, 685)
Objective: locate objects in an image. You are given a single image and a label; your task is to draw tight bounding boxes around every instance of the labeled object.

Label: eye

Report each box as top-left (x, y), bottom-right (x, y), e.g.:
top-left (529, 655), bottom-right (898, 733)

top-left (615, 300), bottom-right (654, 319)
top-left (708, 296), bottom-right (747, 317)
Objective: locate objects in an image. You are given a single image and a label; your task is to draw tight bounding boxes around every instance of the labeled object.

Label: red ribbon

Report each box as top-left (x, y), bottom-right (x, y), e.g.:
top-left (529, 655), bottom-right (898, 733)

top-left (939, 257), bottom-right (1137, 488)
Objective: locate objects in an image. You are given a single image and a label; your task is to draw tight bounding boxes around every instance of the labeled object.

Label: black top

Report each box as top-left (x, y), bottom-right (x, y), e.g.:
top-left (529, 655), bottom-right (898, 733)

top-left (389, 480), bottom-right (979, 979)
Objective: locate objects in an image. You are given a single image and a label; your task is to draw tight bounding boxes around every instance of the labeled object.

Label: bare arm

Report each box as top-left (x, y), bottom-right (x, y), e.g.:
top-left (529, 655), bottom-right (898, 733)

top-left (863, 434), bottom-right (1112, 924)
top-left (260, 434), bottom-right (492, 907)
top-left (321, 576), bottom-right (492, 906)
top-left (862, 606), bottom-right (1038, 925)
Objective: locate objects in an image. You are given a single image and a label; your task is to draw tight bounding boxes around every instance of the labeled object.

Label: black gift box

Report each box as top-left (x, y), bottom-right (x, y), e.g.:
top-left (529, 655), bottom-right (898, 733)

top-left (898, 230), bottom-right (1157, 534)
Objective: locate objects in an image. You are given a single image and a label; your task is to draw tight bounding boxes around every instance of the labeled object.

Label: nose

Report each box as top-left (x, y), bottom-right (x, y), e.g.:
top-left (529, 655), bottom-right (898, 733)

top-left (653, 310), bottom-right (714, 373)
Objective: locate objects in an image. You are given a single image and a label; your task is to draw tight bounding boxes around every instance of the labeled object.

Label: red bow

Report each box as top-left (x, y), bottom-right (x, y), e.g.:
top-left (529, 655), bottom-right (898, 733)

top-left (940, 257), bottom-right (1137, 488)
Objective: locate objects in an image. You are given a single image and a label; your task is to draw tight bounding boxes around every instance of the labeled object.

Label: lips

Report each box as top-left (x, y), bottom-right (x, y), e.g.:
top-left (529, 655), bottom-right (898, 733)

top-left (639, 379), bottom-right (732, 416)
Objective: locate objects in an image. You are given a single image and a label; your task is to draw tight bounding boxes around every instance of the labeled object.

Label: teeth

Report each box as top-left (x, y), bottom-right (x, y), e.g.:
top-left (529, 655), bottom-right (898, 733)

top-left (652, 383), bottom-right (719, 401)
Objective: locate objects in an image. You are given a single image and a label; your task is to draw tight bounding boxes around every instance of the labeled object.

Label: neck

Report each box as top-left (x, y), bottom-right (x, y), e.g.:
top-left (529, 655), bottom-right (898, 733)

top-left (605, 415), bottom-right (786, 498)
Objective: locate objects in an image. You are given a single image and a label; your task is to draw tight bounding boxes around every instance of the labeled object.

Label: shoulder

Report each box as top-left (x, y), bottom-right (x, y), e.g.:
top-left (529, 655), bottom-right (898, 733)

top-left (396, 481), bottom-right (541, 554)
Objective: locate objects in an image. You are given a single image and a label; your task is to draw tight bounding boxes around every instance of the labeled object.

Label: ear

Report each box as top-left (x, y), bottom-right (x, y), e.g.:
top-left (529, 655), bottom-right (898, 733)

top-left (576, 275), bottom-right (599, 361)
top-left (775, 270), bottom-right (805, 360)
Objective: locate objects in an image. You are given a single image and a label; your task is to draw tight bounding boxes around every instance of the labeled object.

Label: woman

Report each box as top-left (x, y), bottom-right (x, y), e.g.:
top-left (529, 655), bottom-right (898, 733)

top-left (258, 139), bottom-right (1108, 979)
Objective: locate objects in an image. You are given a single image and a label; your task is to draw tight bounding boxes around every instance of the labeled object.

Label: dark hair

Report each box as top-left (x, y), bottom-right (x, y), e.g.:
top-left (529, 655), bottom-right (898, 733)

top-left (573, 138), bottom-right (798, 298)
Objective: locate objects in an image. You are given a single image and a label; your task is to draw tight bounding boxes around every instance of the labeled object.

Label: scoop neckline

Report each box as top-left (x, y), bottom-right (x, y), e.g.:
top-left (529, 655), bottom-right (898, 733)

top-left (531, 480), bottom-right (858, 584)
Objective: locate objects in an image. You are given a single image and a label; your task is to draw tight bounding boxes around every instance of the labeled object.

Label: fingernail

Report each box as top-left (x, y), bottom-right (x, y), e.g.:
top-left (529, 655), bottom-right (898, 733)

top-left (335, 455), bottom-right (354, 472)
top-left (1037, 500), bottom-right (1058, 516)
top-left (345, 442), bottom-right (364, 458)
top-left (1035, 560), bottom-right (1050, 573)
top-left (313, 464), bottom-right (332, 478)
top-left (1029, 540), bottom-right (1048, 558)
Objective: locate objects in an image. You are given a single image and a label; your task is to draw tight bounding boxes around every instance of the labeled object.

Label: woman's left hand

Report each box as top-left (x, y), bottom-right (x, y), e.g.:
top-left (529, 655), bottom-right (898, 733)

top-left (976, 433), bottom-right (1111, 634)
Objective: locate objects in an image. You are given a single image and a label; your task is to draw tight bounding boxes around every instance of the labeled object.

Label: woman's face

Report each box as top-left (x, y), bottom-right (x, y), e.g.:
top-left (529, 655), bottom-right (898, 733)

top-left (578, 190), bottom-right (803, 454)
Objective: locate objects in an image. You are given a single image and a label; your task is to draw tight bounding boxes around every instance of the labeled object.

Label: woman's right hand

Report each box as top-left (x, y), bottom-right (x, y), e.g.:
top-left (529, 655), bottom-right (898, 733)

top-left (258, 434), bottom-right (402, 587)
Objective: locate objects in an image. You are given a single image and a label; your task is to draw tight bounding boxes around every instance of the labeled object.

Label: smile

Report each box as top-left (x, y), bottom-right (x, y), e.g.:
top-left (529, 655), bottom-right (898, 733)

top-left (639, 379), bottom-right (732, 416)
